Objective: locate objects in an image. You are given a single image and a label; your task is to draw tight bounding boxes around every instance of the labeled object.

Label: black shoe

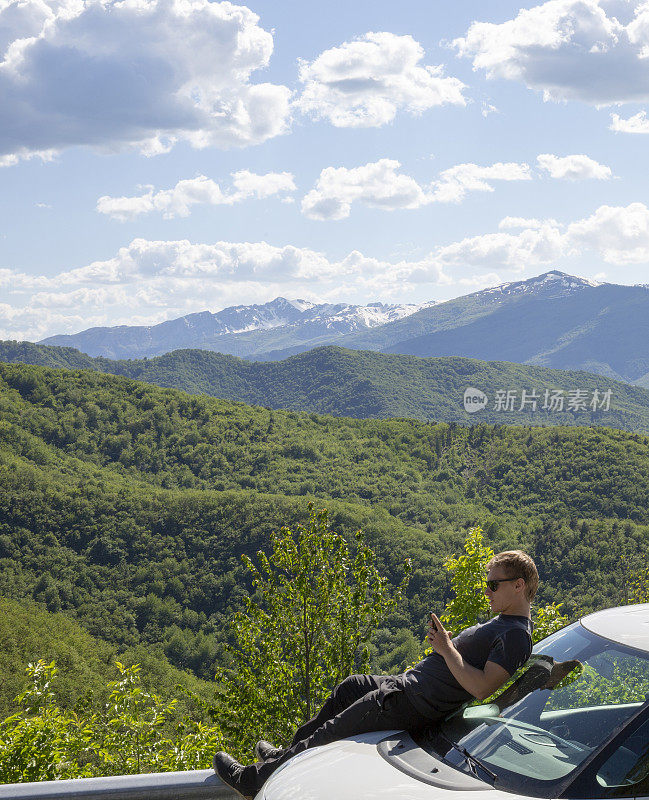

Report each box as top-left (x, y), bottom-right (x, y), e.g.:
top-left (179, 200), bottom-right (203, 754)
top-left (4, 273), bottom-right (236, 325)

top-left (255, 739), bottom-right (283, 761)
top-left (212, 751), bottom-right (257, 800)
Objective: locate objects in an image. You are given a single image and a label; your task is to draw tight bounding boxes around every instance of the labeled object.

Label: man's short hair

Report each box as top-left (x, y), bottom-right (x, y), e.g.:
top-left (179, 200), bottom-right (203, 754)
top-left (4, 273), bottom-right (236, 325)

top-left (487, 550), bottom-right (539, 602)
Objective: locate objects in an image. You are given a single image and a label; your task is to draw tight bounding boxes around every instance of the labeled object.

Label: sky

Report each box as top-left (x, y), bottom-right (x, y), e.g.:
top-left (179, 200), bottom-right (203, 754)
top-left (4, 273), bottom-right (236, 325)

top-left (3, 0), bottom-right (649, 340)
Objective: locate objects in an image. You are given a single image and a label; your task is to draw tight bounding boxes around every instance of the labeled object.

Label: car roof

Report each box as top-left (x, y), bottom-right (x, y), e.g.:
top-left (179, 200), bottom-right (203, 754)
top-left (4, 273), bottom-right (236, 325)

top-left (580, 602), bottom-right (649, 653)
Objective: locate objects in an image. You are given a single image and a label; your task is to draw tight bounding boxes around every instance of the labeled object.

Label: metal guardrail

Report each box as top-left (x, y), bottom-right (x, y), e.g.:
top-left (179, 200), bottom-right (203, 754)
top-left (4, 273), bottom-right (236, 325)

top-left (0, 770), bottom-right (239, 799)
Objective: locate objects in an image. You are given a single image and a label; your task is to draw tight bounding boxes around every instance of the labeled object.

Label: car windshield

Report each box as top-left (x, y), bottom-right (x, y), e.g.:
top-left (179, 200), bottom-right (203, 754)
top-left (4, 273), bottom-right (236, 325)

top-left (437, 622), bottom-right (649, 797)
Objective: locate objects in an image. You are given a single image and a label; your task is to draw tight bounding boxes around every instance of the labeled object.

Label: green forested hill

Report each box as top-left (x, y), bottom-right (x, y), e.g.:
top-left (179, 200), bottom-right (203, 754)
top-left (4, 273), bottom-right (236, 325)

top-left (3, 340), bottom-right (649, 432)
top-left (0, 598), bottom-right (216, 718)
top-left (1, 361), bottom-right (648, 682)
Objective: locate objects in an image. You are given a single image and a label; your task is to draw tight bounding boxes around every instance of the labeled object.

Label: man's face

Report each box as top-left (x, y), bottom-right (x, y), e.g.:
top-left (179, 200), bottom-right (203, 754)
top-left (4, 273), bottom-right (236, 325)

top-left (484, 568), bottom-right (523, 613)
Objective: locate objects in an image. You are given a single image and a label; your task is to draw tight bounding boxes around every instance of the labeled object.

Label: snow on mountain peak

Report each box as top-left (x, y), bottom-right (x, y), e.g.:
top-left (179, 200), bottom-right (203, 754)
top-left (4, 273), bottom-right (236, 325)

top-left (286, 298), bottom-right (317, 312)
top-left (481, 270), bottom-right (601, 299)
top-left (308, 300), bottom-right (436, 331)
top-left (538, 270), bottom-right (601, 288)
top-left (200, 297), bottom-right (435, 338)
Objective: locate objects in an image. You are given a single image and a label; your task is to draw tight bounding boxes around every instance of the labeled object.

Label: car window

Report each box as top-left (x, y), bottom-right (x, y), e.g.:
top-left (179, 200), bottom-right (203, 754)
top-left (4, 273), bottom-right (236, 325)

top-left (593, 717), bottom-right (649, 798)
top-left (547, 650), bottom-right (649, 711)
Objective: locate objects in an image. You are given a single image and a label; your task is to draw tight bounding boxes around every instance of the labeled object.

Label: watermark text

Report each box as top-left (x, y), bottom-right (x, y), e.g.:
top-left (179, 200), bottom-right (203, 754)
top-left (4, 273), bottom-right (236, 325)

top-left (463, 387), bottom-right (612, 414)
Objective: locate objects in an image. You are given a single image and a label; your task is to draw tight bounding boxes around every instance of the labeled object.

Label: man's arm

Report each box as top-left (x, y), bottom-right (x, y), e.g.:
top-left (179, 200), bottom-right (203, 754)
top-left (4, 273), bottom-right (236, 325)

top-left (442, 649), bottom-right (511, 701)
top-left (428, 613), bottom-right (511, 701)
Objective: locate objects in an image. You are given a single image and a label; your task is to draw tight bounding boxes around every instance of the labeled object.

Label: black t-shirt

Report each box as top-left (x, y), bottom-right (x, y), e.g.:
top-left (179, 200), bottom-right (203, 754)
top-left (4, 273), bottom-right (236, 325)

top-left (399, 613), bottom-right (533, 719)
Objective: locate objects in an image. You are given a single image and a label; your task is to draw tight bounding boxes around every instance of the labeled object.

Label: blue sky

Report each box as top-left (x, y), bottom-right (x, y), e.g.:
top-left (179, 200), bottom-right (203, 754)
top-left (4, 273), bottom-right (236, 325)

top-left (3, 0), bottom-right (649, 340)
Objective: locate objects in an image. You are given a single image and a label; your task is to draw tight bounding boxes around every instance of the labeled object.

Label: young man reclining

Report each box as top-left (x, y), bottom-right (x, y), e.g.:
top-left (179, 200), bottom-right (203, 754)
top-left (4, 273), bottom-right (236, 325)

top-left (213, 549), bottom-right (538, 799)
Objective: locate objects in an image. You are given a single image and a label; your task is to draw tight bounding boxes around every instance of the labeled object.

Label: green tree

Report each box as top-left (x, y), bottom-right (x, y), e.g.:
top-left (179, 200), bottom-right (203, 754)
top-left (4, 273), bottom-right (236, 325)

top-left (96, 662), bottom-right (179, 775)
top-left (0, 660), bottom-right (222, 784)
top-left (0, 661), bottom-right (96, 783)
top-left (532, 602), bottom-right (568, 644)
top-left (440, 526), bottom-right (493, 636)
top-left (629, 567), bottom-right (649, 603)
top-left (212, 505), bottom-right (410, 758)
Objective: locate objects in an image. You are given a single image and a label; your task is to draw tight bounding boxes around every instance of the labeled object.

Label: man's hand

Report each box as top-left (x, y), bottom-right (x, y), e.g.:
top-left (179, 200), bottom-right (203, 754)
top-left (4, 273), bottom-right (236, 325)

top-left (426, 613), bottom-right (453, 656)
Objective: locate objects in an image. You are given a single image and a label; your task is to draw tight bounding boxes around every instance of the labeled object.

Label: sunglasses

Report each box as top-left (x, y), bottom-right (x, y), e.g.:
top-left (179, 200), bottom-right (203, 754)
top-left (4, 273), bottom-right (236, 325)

top-left (486, 577), bottom-right (522, 592)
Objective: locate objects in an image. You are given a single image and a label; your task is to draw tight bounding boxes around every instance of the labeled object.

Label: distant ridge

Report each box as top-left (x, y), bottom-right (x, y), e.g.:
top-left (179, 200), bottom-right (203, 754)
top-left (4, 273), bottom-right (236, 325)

top-left (3, 340), bottom-right (649, 433)
top-left (39, 297), bottom-right (432, 360)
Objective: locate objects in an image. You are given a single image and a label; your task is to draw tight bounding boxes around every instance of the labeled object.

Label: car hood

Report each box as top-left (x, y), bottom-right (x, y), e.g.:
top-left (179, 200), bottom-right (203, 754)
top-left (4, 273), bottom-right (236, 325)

top-left (256, 730), bottom-right (535, 800)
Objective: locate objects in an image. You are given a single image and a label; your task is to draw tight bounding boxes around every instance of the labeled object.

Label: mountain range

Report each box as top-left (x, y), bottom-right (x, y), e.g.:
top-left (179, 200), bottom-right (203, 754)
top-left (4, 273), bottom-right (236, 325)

top-left (39, 298), bottom-right (433, 361)
top-left (34, 270), bottom-right (649, 388)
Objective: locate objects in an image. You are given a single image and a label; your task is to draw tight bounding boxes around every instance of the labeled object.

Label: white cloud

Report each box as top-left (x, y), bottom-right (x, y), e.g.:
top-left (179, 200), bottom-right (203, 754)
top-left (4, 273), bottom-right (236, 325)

top-left (430, 162), bottom-right (531, 203)
top-left (567, 202), bottom-right (649, 262)
top-left (0, 300), bottom-right (88, 342)
top-left (0, 0), bottom-right (291, 164)
top-left (443, 201), bottom-right (649, 269)
top-left (97, 192), bottom-right (161, 224)
top-left (231, 170), bottom-right (297, 199)
top-left (301, 158), bottom-right (531, 220)
top-left (0, 267), bottom-right (51, 290)
top-left (295, 31), bottom-right (466, 127)
top-left (537, 153), bottom-right (612, 180)
top-left (301, 159), bottom-right (428, 220)
top-left (454, 0), bottom-right (649, 106)
top-left (30, 286), bottom-right (131, 309)
top-left (0, 148), bottom-right (57, 168)
top-left (47, 237), bottom-right (451, 288)
top-left (499, 216), bottom-right (555, 230)
top-left (610, 110), bottom-right (649, 132)
top-left (434, 223), bottom-right (568, 269)
top-left (97, 171), bottom-right (296, 221)
top-left (457, 271), bottom-right (503, 286)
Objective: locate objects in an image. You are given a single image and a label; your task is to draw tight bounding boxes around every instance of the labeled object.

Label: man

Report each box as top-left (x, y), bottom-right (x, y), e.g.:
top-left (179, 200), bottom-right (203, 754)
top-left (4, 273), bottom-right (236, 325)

top-left (213, 549), bottom-right (537, 799)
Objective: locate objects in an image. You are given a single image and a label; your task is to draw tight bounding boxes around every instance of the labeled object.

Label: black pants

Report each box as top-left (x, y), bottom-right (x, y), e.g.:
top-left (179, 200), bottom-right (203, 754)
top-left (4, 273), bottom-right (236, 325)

top-left (239, 674), bottom-right (440, 795)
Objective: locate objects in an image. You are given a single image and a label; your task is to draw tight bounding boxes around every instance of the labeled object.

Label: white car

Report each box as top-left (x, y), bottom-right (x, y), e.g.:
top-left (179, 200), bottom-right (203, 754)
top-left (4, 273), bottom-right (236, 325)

top-left (259, 603), bottom-right (649, 800)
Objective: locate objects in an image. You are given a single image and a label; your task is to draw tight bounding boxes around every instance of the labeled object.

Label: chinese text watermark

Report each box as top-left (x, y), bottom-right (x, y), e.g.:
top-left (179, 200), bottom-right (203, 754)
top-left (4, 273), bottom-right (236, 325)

top-left (463, 387), bottom-right (612, 414)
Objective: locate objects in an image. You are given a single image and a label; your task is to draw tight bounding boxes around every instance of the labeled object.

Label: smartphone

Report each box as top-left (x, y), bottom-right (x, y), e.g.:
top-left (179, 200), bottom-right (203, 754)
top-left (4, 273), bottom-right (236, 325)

top-left (430, 613), bottom-right (438, 632)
